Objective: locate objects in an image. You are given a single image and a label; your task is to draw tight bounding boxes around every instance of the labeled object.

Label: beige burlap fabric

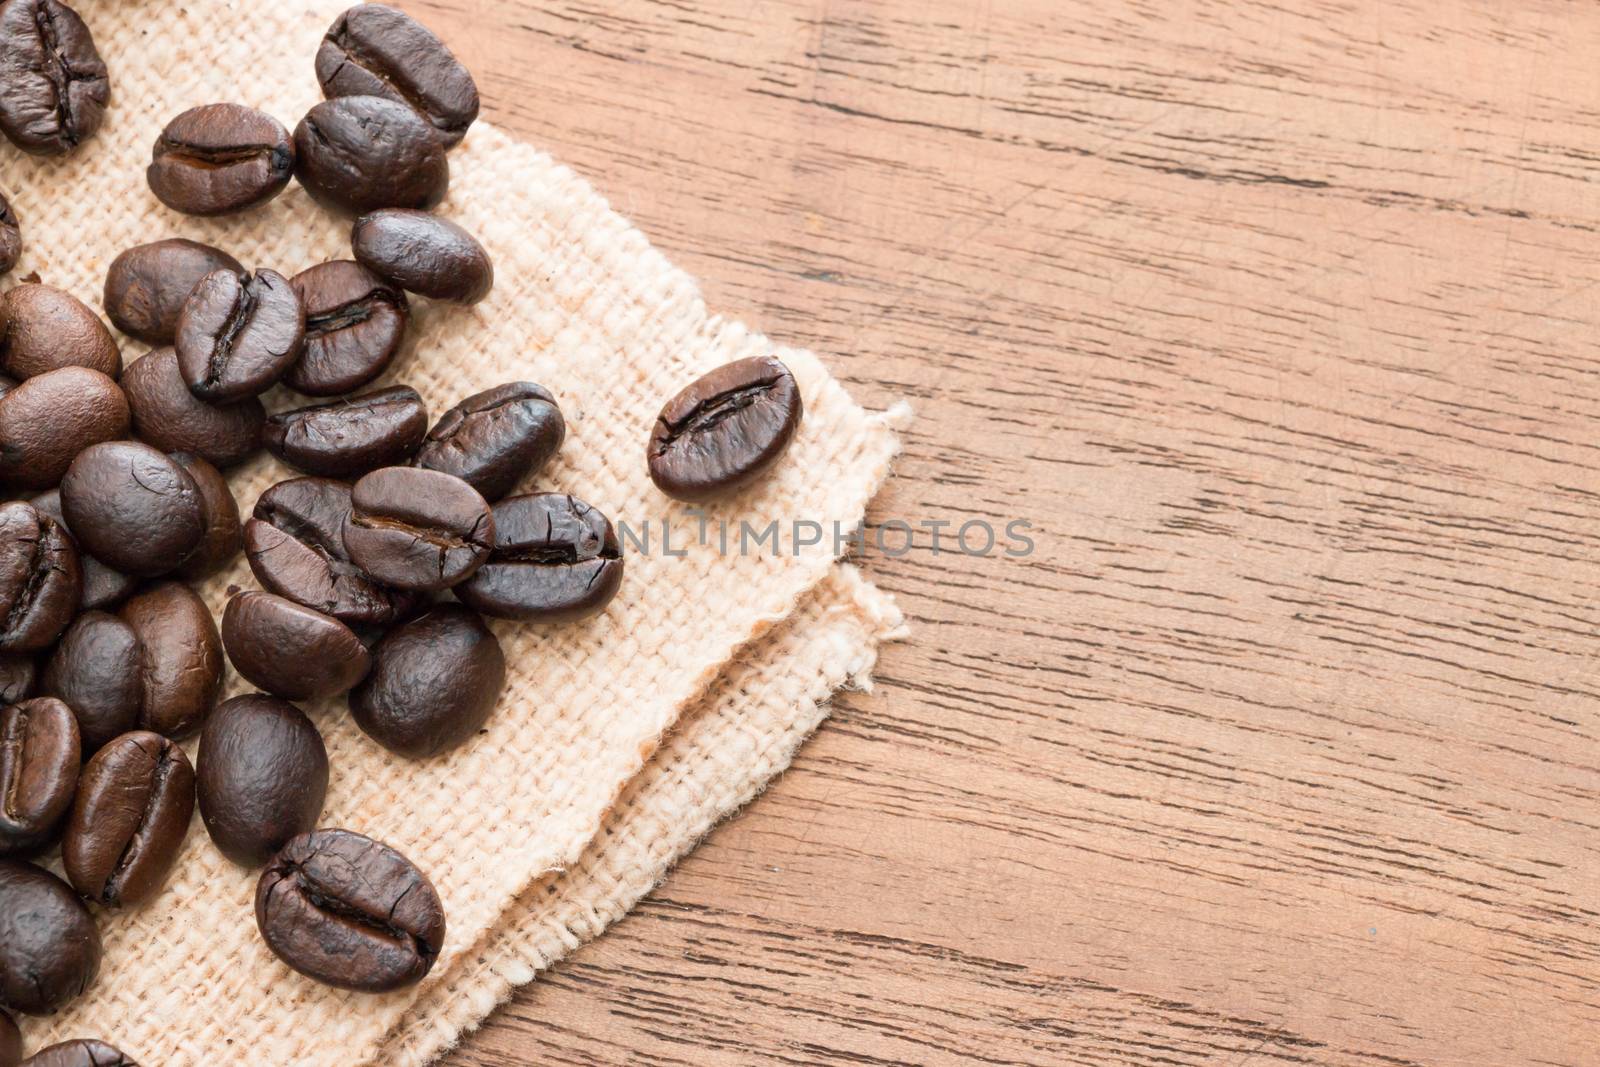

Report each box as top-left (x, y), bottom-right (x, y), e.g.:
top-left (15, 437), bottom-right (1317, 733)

top-left (6, 1), bottom-right (906, 1062)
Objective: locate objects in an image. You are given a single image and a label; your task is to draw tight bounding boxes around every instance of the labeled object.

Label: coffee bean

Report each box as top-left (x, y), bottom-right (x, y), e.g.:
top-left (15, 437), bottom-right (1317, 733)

top-left (286, 260), bottom-right (408, 396)
top-left (412, 383), bottom-right (563, 502)
top-left (118, 582), bottom-right (222, 740)
top-left (197, 695), bottom-right (327, 869)
top-left (0, 0), bottom-right (109, 156)
top-left (62, 731), bottom-right (194, 907)
top-left (0, 194), bottom-right (20, 278)
top-left (171, 453), bottom-right (241, 580)
top-left (245, 477), bottom-right (421, 626)
top-left (316, 4), bottom-right (479, 148)
top-left (293, 96), bottom-right (448, 215)
top-left (351, 209), bottom-right (492, 304)
top-left (0, 698), bottom-right (79, 857)
top-left (0, 860), bottom-right (100, 1014)
top-left (222, 592), bottom-right (370, 700)
top-left (648, 356), bottom-right (803, 501)
top-left (0, 653), bottom-right (35, 705)
top-left (28, 491), bottom-right (138, 613)
top-left (60, 442), bottom-right (203, 577)
top-left (0, 502), bottom-right (80, 652)
top-left (175, 268), bottom-right (306, 403)
top-left (0, 1008), bottom-right (17, 1067)
top-left (121, 346), bottom-right (264, 469)
top-left (262, 385), bottom-right (428, 479)
top-left (103, 239), bottom-right (243, 345)
top-left (351, 603), bottom-right (504, 758)
top-left (0, 367), bottom-right (128, 489)
top-left (0, 284), bottom-right (119, 381)
top-left (41, 612), bottom-right (140, 753)
top-left (343, 467), bottom-right (493, 591)
top-left (256, 828), bottom-right (444, 991)
top-left (19, 1040), bottom-right (138, 1067)
top-left (147, 104), bottom-right (294, 217)
top-left (457, 494), bottom-right (624, 623)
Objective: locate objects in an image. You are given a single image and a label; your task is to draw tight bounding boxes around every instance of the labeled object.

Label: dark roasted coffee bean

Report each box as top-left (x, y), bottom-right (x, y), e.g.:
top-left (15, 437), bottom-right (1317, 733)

top-left (0, 860), bottom-right (99, 1014)
top-left (648, 356), bottom-right (803, 501)
top-left (294, 96), bottom-right (448, 215)
top-left (0, 367), bottom-right (128, 489)
top-left (0, 194), bottom-right (18, 278)
top-left (256, 828), bottom-right (444, 991)
top-left (0, 1008), bottom-right (17, 1067)
top-left (176, 268), bottom-right (305, 403)
top-left (103, 239), bottom-right (243, 345)
top-left (352, 209), bottom-right (492, 304)
top-left (0, 503), bottom-right (80, 652)
top-left (41, 612), bottom-right (140, 753)
top-left (0, 699), bottom-right (78, 857)
top-left (63, 731), bottom-right (193, 907)
top-left (317, 4), bottom-right (479, 148)
top-left (122, 346), bottom-right (264, 469)
top-left (147, 104), bottom-right (294, 217)
top-left (343, 467), bottom-right (492, 591)
top-left (222, 592), bottom-right (369, 700)
top-left (0, 284), bottom-right (119, 381)
top-left (350, 603), bottom-right (504, 757)
top-left (60, 442), bottom-right (203, 577)
top-left (0, 0), bottom-right (109, 156)
top-left (263, 385), bottom-right (428, 478)
top-left (286, 261), bottom-right (408, 396)
top-left (119, 582), bottom-right (222, 740)
top-left (20, 1040), bottom-right (138, 1067)
top-left (0, 653), bottom-right (35, 705)
top-left (245, 477), bottom-right (421, 626)
top-left (172, 453), bottom-right (241, 580)
top-left (197, 695), bottom-right (327, 869)
top-left (412, 383), bottom-right (562, 501)
top-left (28, 491), bottom-right (137, 612)
top-left (457, 494), bottom-right (624, 623)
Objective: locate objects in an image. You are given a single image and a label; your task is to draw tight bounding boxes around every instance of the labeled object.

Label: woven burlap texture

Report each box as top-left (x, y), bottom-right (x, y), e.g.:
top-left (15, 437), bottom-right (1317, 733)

top-left (7, 1), bottom-right (905, 1063)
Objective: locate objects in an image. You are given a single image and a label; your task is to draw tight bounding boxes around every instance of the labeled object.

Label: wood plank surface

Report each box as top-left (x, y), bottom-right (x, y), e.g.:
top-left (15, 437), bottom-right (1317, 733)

top-left (407, 1), bottom-right (1600, 1063)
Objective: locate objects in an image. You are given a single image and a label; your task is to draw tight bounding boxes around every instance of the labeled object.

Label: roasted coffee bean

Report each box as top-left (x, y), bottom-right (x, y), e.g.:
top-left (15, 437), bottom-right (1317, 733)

top-left (0, 0), bottom-right (109, 156)
top-left (245, 477), bottom-right (421, 626)
top-left (20, 1040), bottom-right (138, 1067)
top-left (0, 284), bottom-right (119, 381)
top-left (0, 860), bottom-right (100, 1014)
top-left (0, 653), bottom-right (35, 705)
top-left (286, 261), bottom-right (408, 396)
top-left (121, 346), bottom-right (264, 469)
top-left (172, 453), bottom-right (241, 580)
top-left (457, 494), bottom-right (624, 623)
top-left (103, 239), bottom-right (243, 345)
top-left (41, 612), bottom-right (140, 753)
top-left (0, 194), bottom-right (19, 278)
top-left (175, 268), bottom-right (305, 403)
top-left (256, 828), bottom-right (444, 991)
top-left (293, 96), bottom-right (448, 215)
top-left (60, 442), bottom-right (204, 577)
top-left (119, 583), bottom-right (222, 740)
top-left (0, 1008), bottom-right (17, 1067)
top-left (648, 356), bottom-right (803, 501)
top-left (147, 104), bottom-right (294, 217)
top-left (343, 467), bottom-right (492, 591)
top-left (351, 209), bottom-right (492, 304)
top-left (28, 491), bottom-right (137, 612)
top-left (316, 4), bottom-right (479, 148)
top-left (222, 592), bottom-right (370, 701)
top-left (0, 503), bottom-right (80, 652)
top-left (197, 696), bottom-right (327, 869)
top-left (412, 383), bottom-right (562, 501)
top-left (63, 731), bottom-right (193, 907)
top-left (0, 368), bottom-right (128, 490)
top-left (351, 604), bottom-right (504, 758)
top-left (0, 699), bottom-right (79, 857)
top-left (263, 385), bottom-right (428, 478)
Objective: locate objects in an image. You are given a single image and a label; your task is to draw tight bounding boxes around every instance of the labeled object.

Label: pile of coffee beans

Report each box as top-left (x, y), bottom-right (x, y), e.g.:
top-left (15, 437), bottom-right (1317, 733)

top-left (0, 3), bottom-right (803, 1062)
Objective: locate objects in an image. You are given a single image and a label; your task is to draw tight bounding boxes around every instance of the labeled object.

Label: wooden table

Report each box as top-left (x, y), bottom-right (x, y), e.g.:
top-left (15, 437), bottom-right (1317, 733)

top-left (415, 2), bottom-right (1599, 1063)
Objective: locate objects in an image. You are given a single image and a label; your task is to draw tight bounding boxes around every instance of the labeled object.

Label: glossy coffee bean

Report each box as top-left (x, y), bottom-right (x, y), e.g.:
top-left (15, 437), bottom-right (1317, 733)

top-left (245, 477), bottom-right (421, 626)
top-left (256, 828), bottom-right (444, 991)
top-left (0, 653), bottom-right (35, 705)
top-left (412, 382), bottom-right (563, 501)
top-left (0, 699), bottom-right (79, 857)
top-left (63, 731), bottom-right (194, 907)
top-left (147, 104), bottom-right (294, 217)
top-left (0, 1009), bottom-right (16, 1067)
top-left (287, 261), bottom-right (408, 396)
top-left (0, 0), bottom-right (109, 156)
top-left (176, 268), bottom-right (305, 403)
top-left (29, 491), bottom-right (138, 612)
top-left (0, 503), bottom-right (80, 652)
top-left (20, 1041), bottom-right (138, 1067)
top-left (457, 494), bottom-right (624, 623)
top-left (222, 592), bottom-right (370, 701)
top-left (0, 284), bottom-right (119, 380)
top-left (0, 368), bottom-right (128, 490)
top-left (293, 96), bottom-right (448, 215)
top-left (103, 239), bottom-right (242, 345)
top-left (343, 468), bottom-right (493, 591)
top-left (0, 194), bottom-right (19, 277)
top-left (197, 696), bottom-right (327, 869)
top-left (263, 385), bottom-right (428, 478)
top-left (351, 209), bottom-right (492, 304)
top-left (41, 612), bottom-right (141, 753)
top-left (119, 582), bottom-right (222, 740)
top-left (317, 4), bottom-right (479, 148)
top-left (122, 346), bottom-right (264, 469)
top-left (172, 453), bottom-right (241, 580)
top-left (351, 604), bottom-right (504, 758)
top-left (60, 442), bottom-right (203, 577)
top-left (648, 356), bottom-right (803, 501)
top-left (0, 860), bottom-right (100, 1014)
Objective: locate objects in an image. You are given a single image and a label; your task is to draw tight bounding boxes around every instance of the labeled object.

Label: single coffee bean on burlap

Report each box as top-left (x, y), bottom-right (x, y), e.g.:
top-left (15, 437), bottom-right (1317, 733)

top-left (457, 493), bottom-right (624, 623)
top-left (0, 284), bottom-right (119, 380)
top-left (60, 442), bottom-right (204, 577)
top-left (0, 653), bottom-right (35, 705)
top-left (0, 367), bottom-right (129, 489)
top-left (171, 453), bottom-right (241, 580)
top-left (286, 260), bottom-right (408, 396)
top-left (0, 194), bottom-right (19, 277)
top-left (0, 698), bottom-right (79, 858)
top-left (29, 490), bottom-right (139, 611)
top-left (648, 355), bottom-right (803, 501)
top-left (18, 1040), bottom-right (138, 1067)
top-left (197, 695), bottom-right (327, 869)
top-left (221, 592), bottom-right (369, 701)
top-left (351, 208), bottom-right (492, 304)
top-left (62, 731), bottom-right (194, 908)
top-left (118, 582), bottom-right (222, 740)
top-left (175, 268), bottom-right (305, 403)
top-left (121, 347), bottom-right (264, 469)
top-left (412, 382), bottom-right (563, 501)
top-left (0, 503), bottom-right (80, 652)
top-left (41, 612), bottom-right (141, 753)
top-left (0, 860), bottom-right (100, 1014)
top-left (343, 467), bottom-right (493, 591)
top-left (262, 385), bottom-right (428, 478)
top-left (147, 104), bottom-right (294, 216)
top-left (293, 96), bottom-right (448, 214)
top-left (103, 239), bottom-right (242, 345)
top-left (0, 0), bottom-right (109, 156)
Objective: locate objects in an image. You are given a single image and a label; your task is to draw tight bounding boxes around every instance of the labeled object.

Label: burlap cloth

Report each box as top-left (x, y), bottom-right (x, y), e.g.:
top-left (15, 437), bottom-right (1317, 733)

top-left (4, 1), bottom-right (907, 1062)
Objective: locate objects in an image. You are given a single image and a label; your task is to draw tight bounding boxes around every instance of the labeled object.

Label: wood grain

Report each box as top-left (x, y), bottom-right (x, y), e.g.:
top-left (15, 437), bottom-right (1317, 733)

top-left (404, 1), bottom-right (1600, 1063)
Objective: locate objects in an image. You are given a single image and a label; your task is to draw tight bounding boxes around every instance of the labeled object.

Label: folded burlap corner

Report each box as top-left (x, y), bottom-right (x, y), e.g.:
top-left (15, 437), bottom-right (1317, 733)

top-left (9, 2), bottom-right (906, 1063)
